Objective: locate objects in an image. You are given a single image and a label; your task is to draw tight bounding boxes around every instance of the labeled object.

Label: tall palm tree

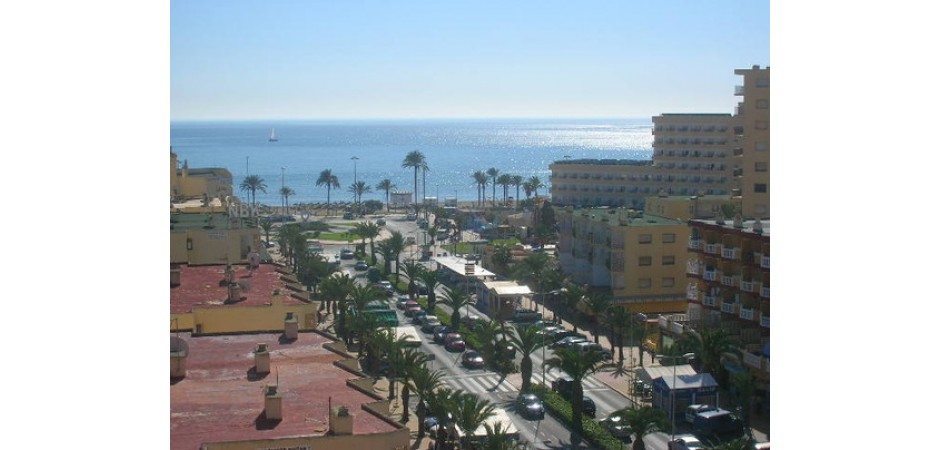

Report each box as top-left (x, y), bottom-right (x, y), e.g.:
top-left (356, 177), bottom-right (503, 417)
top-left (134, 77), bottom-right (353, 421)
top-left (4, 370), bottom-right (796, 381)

top-left (510, 175), bottom-right (523, 207)
top-left (319, 273), bottom-right (354, 320)
top-left (259, 220), bottom-right (273, 245)
top-left (560, 283), bottom-right (586, 332)
top-left (453, 391), bottom-right (497, 443)
top-left (376, 178), bottom-right (396, 212)
top-left (496, 173), bottom-right (512, 204)
top-left (513, 253), bottom-right (554, 310)
top-left (507, 324), bottom-right (545, 392)
top-left (526, 176), bottom-right (544, 198)
top-left (347, 284), bottom-right (384, 347)
top-left (545, 347), bottom-right (607, 434)
top-left (394, 348), bottom-right (432, 421)
top-left (387, 231), bottom-right (406, 283)
top-left (617, 405), bottom-right (670, 450)
top-left (472, 170), bottom-right (489, 207)
top-left (440, 285), bottom-right (473, 332)
top-left (240, 175), bottom-right (267, 207)
top-left (278, 186), bottom-right (295, 216)
top-left (408, 364), bottom-right (444, 438)
top-left (605, 305), bottom-right (633, 363)
top-left (347, 180), bottom-right (371, 205)
top-left (316, 169), bottom-right (340, 214)
top-left (582, 292), bottom-right (612, 344)
top-left (681, 327), bottom-right (736, 383)
top-left (418, 269), bottom-right (441, 311)
top-left (354, 221), bottom-right (381, 265)
top-left (486, 168), bottom-right (499, 206)
top-left (400, 260), bottom-right (426, 300)
top-left (401, 150), bottom-right (427, 209)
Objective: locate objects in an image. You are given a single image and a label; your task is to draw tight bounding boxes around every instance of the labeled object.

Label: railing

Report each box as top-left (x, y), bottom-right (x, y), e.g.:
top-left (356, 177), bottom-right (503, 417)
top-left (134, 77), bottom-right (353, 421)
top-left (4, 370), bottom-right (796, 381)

top-left (705, 243), bottom-right (721, 255)
top-left (688, 238), bottom-right (702, 251)
top-left (703, 270), bottom-right (718, 282)
top-left (722, 247), bottom-right (739, 260)
top-left (686, 286), bottom-right (699, 301)
top-left (742, 351), bottom-right (763, 369)
top-left (721, 275), bottom-right (737, 287)
top-left (739, 307), bottom-right (755, 321)
top-left (761, 255), bottom-right (770, 269)
top-left (703, 295), bottom-right (717, 307)
top-left (720, 302), bottom-right (738, 314)
top-left (760, 314), bottom-right (770, 328)
top-left (760, 286), bottom-right (770, 298)
top-left (686, 262), bottom-right (702, 276)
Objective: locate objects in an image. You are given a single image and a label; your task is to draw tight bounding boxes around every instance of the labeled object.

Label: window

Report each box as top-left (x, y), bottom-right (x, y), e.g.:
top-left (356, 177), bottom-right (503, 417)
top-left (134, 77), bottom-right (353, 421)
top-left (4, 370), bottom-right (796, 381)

top-left (756, 99), bottom-right (769, 109)
top-left (754, 183), bottom-right (768, 193)
top-left (662, 233), bottom-right (676, 243)
top-left (638, 256), bottom-right (652, 266)
top-left (662, 277), bottom-right (675, 288)
top-left (754, 162), bottom-right (768, 172)
top-left (638, 234), bottom-right (652, 244)
top-left (755, 142), bottom-right (769, 152)
top-left (638, 278), bottom-right (652, 289)
top-left (755, 121), bottom-right (769, 130)
top-left (662, 255), bottom-right (676, 265)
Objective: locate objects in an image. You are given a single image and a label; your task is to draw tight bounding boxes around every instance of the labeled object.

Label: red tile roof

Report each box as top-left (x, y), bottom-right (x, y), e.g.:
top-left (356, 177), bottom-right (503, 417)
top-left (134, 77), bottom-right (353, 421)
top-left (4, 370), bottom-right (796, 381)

top-left (170, 264), bottom-right (305, 314)
top-left (170, 332), bottom-right (398, 450)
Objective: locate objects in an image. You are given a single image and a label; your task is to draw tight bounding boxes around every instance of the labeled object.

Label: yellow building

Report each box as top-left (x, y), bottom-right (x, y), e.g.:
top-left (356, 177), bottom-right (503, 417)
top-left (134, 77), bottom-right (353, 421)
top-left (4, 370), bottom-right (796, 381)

top-left (732, 66), bottom-right (770, 219)
top-left (644, 193), bottom-right (735, 222)
top-left (170, 211), bottom-right (262, 265)
top-left (171, 148), bottom-right (234, 202)
top-left (549, 160), bottom-right (657, 209)
top-left (556, 207), bottom-right (690, 314)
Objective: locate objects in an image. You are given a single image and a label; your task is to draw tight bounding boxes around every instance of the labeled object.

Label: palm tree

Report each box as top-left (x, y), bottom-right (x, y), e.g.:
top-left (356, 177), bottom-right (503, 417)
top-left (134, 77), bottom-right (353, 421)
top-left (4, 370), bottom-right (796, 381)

top-left (376, 178), bottom-right (395, 212)
top-left (394, 348), bottom-right (432, 422)
top-left (486, 168), bottom-right (499, 206)
top-left (354, 221), bottom-right (381, 265)
top-left (472, 170), bottom-right (489, 207)
top-left (510, 175), bottom-right (523, 207)
top-left (513, 253), bottom-right (554, 310)
top-left (560, 284), bottom-right (586, 332)
top-left (387, 231), bottom-right (406, 283)
top-left (347, 180), bottom-right (372, 205)
top-left (440, 285), bottom-right (473, 332)
top-left (507, 324), bottom-right (545, 392)
top-left (319, 273), bottom-right (354, 320)
top-left (496, 173), bottom-right (512, 204)
top-left (681, 327), bottom-right (735, 382)
top-left (401, 150), bottom-right (427, 209)
top-left (408, 364), bottom-right (444, 438)
top-left (279, 186), bottom-right (295, 216)
top-left (240, 175), bottom-right (267, 207)
top-left (605, 305), bottom-right (633, 363)
top-left (523, 179), bottom-right (535, 200)
top-left (316, 169), bottom-right (340, 214)
top-left (618, 405), bottom-right (670, 450)
top-left (526, 176), bottom-right (544, 198)
top-left (259, 220), bottom-right (273, 245)
top-left (418, 269), bottom-right (441, 311)
top-left (453, 391), bottom-right (496, 443)
top-left (482, 422), bottom-right (528, 450)
top-left (582, 292), bottom-right (612, 344)
top-left (400, 260), bottom-right (426, 300)
top-left (545, 347), bottom-right (607, 433)
top-left (347, 284), bottom-right (384, 348)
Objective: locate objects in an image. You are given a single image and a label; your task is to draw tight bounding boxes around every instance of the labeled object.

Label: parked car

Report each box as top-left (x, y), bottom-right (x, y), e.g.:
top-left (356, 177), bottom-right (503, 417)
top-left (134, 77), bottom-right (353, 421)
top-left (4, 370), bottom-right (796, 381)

top-left (668, 434), bottom-right (704, 450)
top-left (411, 310), bottom-right (429, 325)
top-left (581, 396), bottom-right (596, 418)
top-left (685, 404), bottom-right (719, 424)
top-left (375, 217), bottom-right (386, 226)
top-left (546, 328), bottom-right (579, 342)
top-left (461, 314), bottom-right (483, 330)
top-left (692, 409), bottom-right (744, 438)
top-left (395, 296), bottom-right (410, 310)
top-left (533, 319), bottom-right (556, 329)
top-left (433, 325), bottom-right (454, 343)
top-left (512, 309), bottom-right (541, 323)
top-left (340, 249), bottom-right (355, 260)
top-left (406, 213), bottom-right (417, 221)
top-left (420, 315), bottom-right (442, 332)
top-left (515, 392), bottom-right (545, 420)
top-left (572, 341), bottom-right (612, 360)
top-left (495, 340), bottom-right (516, 358)
top-left (551, 335), bottom-right (588, 349)
top-left (599, 413), bottom-right (633, 441)
top-left (444, 333), bottom-right (466, 352)
top-left (404, 302), bottom-right (421, 317)
top-left (343, 212), bottom-right (355, 220)
top-left (461, 350), bottom-right (485, 369)
top-left (354, 260), bottom-right (369, 271)
top-left (551, 377), bottom-right (575, 398)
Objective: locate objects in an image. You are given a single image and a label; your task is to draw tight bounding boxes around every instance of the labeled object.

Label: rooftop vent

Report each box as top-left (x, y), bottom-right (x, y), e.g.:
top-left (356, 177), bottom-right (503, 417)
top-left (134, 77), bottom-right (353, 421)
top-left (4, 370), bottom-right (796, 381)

top-left (254, 343), bottom-right (270, 374)
top-left (330, 405), bottom-right (354, 435)
top-left (284, 312), bottom-right (298, 340)
top-left (170, 336), bottom-right (189, 379)
top-left (264, 384), bottom-right (282, 420)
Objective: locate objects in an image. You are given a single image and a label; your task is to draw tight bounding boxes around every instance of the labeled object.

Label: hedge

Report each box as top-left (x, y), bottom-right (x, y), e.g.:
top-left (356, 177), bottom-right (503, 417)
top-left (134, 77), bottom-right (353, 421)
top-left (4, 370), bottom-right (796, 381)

top-left (532, 385), bottom-right (625, 450)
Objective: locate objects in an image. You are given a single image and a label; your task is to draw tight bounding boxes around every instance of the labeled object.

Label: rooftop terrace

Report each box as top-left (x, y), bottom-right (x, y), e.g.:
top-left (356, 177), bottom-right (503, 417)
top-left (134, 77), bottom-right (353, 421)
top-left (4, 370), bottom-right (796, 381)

top-left (170, 263), bottom-right (304, 314)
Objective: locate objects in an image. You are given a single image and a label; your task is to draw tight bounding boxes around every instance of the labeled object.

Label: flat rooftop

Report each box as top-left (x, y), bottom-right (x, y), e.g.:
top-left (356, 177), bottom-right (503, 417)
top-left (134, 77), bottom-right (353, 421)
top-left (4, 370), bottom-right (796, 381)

top-left (692, 218), bottom-right (770, 237)
top-left (170, 212), bottom-right (254, 231)
top-left (170, 263), bottom-right (305, 314)
top-left (170, 331), bottom-right (398, 449)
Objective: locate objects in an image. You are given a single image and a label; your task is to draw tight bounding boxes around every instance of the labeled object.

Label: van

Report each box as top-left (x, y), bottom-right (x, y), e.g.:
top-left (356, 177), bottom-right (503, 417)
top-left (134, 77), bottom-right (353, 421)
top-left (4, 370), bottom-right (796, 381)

top-left (685, 404), bottom-right (718, 424)
top-left (573, 342), bottom-right (612, 360)
top-left (692, 408), bottom-right (743, 437)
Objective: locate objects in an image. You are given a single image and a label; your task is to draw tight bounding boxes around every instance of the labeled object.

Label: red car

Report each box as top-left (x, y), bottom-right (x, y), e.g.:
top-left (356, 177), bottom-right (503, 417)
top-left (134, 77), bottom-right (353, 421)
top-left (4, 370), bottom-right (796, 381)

top-left (444, 333), bottom-right (466, 352)
top-left (404, 301), bottom-right (421, 317)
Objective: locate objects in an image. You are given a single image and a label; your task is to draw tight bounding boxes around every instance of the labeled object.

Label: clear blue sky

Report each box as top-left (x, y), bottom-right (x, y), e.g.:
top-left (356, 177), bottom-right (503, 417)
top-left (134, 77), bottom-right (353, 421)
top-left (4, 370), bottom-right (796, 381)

top-left (171, 1), bottom-right (769, 120)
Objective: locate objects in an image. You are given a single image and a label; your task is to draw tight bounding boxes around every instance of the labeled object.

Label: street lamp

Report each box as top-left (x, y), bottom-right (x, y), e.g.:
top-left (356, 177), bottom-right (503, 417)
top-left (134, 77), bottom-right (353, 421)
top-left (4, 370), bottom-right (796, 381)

top-left (658, 352), bottom-right (696, 441)
top-left (281, 167), bottom-right (286, 216)
top-left (351, 156), bottom-right (359, 206)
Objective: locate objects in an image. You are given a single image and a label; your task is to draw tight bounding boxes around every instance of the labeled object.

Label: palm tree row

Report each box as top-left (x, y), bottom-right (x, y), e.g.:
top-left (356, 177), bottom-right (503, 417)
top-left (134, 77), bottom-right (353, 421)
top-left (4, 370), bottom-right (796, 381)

top-left (469, 169), bottom-right (545, 207)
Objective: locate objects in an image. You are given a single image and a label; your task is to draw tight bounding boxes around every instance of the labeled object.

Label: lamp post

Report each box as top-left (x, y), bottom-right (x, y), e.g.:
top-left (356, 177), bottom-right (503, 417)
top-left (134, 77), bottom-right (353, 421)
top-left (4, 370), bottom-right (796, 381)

top-left (281, 167), bottom-right (286, 216)
top-left (658, 352), bottom-right (697, 442)
top-left (351, 156), bottom-right (359, 206)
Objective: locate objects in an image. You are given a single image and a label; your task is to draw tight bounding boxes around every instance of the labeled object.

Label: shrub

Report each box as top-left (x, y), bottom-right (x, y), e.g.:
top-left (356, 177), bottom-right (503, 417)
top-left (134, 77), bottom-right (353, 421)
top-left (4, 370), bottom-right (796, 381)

top-left (533, 386), bottom-right (623, 450)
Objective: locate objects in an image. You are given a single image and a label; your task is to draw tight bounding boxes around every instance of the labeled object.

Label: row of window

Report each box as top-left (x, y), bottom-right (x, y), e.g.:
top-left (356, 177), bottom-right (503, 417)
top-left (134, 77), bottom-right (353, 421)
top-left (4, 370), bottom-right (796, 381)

top-left (638, 277), bottom-right (676, 288)
top-left (637, 255), bottom-right (676, 266)
top-left (654, 125), bottom-right (729, 133)
top-left (639, 233), bottom-right (676, 244)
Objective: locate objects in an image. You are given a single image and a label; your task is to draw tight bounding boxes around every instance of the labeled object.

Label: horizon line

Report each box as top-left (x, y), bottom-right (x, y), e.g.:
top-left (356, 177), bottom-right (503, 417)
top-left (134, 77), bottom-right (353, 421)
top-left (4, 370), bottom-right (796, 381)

top-left (169, 116), bottom-right (655, 123)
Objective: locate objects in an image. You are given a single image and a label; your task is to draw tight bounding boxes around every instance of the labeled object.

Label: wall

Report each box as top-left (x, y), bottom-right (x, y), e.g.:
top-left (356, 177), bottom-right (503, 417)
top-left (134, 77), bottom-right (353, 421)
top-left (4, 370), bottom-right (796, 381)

top-left (170, 227), bottom-right (260, 266)
top-left (189, 301), bottom-right (319, 335)
top-left (199, 427), bottom-right (410, 450)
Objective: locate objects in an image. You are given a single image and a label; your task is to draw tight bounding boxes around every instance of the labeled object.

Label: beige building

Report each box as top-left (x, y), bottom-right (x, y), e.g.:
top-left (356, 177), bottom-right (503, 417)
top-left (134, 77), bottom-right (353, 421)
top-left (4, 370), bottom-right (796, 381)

top-left (732, 66), bottom-right (770, 219)
top-left (556, 207), bottom-right (690, 314)
top-left (171, 148), bottom-right (234, 202)
top-left (644, 193), bottom-right (736, 222)
top-left (549, 160), bottom-right (657, 209)
top-left (170, 211), bottom-right (262, 266)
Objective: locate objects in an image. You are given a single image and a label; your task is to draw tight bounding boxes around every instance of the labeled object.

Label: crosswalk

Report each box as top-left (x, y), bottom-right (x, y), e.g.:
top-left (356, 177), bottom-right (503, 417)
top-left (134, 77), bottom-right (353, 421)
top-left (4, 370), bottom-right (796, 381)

top-left (440, 369), bottom-right (609, 395)
top-left (531, 369), bottom-right (610, 392)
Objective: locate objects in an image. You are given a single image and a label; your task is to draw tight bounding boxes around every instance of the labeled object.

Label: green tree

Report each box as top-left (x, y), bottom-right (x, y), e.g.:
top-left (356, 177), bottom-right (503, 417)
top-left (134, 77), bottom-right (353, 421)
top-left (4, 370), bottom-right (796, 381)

top-left (510, 174), bottom-right (523, 207)
top-left (259, 220), bottom-right (273, 244)
top-left (440, 285), bottom-right (473, 332)
top-left (490, 243), bottom-right (513, 275)
top-left (347, 180), bottom-right (372, 205)
top-left (605, 305), bottom-right (633, 363)
top-left (482, 421), bottom-right (528, 450)
top-left (240, 175), bottom-right (267, 207)
top-left (408, 364), bottom-right (444, 439)
top-left (582, 292), bottom-right (612, 344)
top-left (526, 176), bottom-right (544, 197)
top-left (497, 173), bottom-right (512, 204)
top-left (560, 284), bottom-right (586, 333)
top-left (507, 324), bottom-right (545, 393)
top-left (418, 269), bottom-right (441, 311)
top-left (315, 169), bottom-right (340, 214)
top-left (486, 167), bottom-right (499, 206)
top-left (296, 251), bottom-right (335, 293)
top-left (400, 260), bottom-right (426, 300)
top-left (472, 170), bottom-right (489, 207)
top-left (680, 328), bottom-right (736, 383)
top-left (395, 348), bottom-right (432, 422)
top-left (354, 221), bottom-right (381, 265)
top-left (279, 186), bottom-right (295, 215)
top-left (376, 178), bottom-right (395, 212)
top-left (319, 273), bottom-right (354, 321)
top-left (453, 391), bottom-right (496, 443)
top-left (545, 347), bottom-right (607, 434)
top-left (402, 150), bottom-right (428, 209)
top-left (619, 406), bottom-right (670, 450)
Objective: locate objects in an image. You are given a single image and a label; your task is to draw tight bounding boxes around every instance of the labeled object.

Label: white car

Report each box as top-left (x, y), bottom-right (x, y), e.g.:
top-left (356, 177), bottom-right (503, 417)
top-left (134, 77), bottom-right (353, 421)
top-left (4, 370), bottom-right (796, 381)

top-left (668, 435), bottom-right (704, 450)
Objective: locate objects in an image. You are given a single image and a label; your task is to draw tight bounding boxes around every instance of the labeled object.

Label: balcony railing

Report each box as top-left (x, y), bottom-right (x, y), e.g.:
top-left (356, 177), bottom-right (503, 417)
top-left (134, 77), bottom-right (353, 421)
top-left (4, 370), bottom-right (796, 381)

top-left (686, 262), bottom-right (702, 276)
top-left (703, 270), bottom-right (718, 282)
top-left (761, 255), bottom-right (770, 269)
top-left (739, 307), bottom-right (755, 321)
top-left (703, 295), bottom-right (717, 307)
top-left (686, 287), bottom-right (699, 301)
top-left (721, 275), bottom-right (737, 287)
top-left (760, 314), bottom-right (770, 328)
top-left (688, 238), bottom-right (702, 251)
top-left (760, 286), bottom-right (770, 298)
top-left (705, 243), bottom-right (721, 255)
top-left (742, 352), bottom-right (763, 369)
top-left (720, 302), bottom-right (738, 314)
top-left (740, 280), bottom-right (756, 292)
top-left (722, 247), bottom-right (739, 260)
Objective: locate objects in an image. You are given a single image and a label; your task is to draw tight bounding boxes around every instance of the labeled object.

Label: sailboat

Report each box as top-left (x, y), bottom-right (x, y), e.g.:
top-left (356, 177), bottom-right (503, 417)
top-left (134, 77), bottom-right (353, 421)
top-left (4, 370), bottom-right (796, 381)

top-left (268, 128), bottom-right (278, 142)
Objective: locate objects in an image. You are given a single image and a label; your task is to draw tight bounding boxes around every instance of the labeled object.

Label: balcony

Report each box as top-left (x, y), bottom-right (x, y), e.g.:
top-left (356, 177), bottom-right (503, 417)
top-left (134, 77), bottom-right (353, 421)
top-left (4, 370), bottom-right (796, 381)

top-left (733, 147), bottom-right (744, 157)
top-left (688, 238), bottom-right (702, 251)
top-left (703, 270), bottom-right (718, 282)
top-left (721, 275), bottom-right (737, 287)
top-left (721, 247), bottom-right (739, 260)
top-left (740, 280), bottom-right (756, 293)
top-left (734, 85), bottom-right (745, 96)
top-left (760, 285), bottom-right (770, 298)
top-left (705, 243), bottom-right (721, 255)
top-left (739, 307), bottom-right (755, 321)
top-left (760, 314), bottom-right (770, 328)
top-left (761, 255), bottom-right (770, 269)
top-left (742, 351), bottom-right (763, 369)
top-left (703, 295), bottom-right (717, 307)
top-left (686, 286), bottom-right (699, 301)
top-left (720, 302), bottom-right (738, 314)
top-left (686, 262), bottom-right (702, 276)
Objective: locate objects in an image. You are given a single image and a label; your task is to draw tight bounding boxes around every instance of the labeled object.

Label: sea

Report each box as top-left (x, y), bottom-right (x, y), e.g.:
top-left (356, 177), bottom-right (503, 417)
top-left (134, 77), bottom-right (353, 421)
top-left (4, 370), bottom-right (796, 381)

top-left (169, 118), bottom-right (654, 207)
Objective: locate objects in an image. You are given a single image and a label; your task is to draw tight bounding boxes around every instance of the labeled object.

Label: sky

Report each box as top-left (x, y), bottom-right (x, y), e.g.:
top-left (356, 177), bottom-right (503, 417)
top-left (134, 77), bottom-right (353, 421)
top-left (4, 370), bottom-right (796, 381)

top-left (171, 1), bottom-right (770, 120)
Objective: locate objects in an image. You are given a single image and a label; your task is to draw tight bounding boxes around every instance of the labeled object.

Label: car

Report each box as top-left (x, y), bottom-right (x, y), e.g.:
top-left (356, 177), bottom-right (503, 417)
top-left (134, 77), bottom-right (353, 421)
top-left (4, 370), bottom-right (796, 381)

top-left (443, 333), bottom-right (466, 352)
top-left (461, 350), bottom-right (485, 369)
top-left (533, 319), bottom-right (556, 329)
top-left (551, 335), bottom-right (589, 349)
top-left (411, 310), bottom-right (429, 325)
top-left (572, 341), bottom-right (612, 360)
top-left (546, 328), bottom-right (579, 342)
top-left (581, 396), bottom-right (596, 418)
top-left (354, 260), bottom-right (369, 271)
top-left (420, 315), bottom-right (442, 332)
top-left (551, 376), bottom-right (574, 398)
top-left (414, 280), bottom-right (429, 295)
top-left (515, 392), bottom-right (545, 420)
top-left (599, 413), bottom-right (633, 441)
top-left (343, 212), bottom-right (355, 219)
top-left (494, 340), bottom-right (516, 358)
top-left (433, 325), bottom-right (454, 343)
top-left (404, 302), bottom-right (421, 317)
top-left (417, 218), bottom-right (429, 229)
top-left (668, 434), bottom-right (704, 450)
top-left (395, 296), bottom-right (410, 309)
top-left (692, 408), bottom-right (744, 438)
top-left (685, 404), bottom-right (719, 424)
top-left (376, 217), bottom-right (386, 226)
top-left (511, 309), bottom-right (541, 323)
top-left (405, 236), bottom-right (416, 245)
top-left (461, 314), bottom-right (483, 330)
top-left (406, 213), bottom-right (417, 221)
top-left (377, 280), bottom-right (395, 295)
top-left (536, 326), bottom-right (561, 339)
top-left (752, 443), bottom-right (770, 450)
top-left (340, 249), bottom-right (355, 260)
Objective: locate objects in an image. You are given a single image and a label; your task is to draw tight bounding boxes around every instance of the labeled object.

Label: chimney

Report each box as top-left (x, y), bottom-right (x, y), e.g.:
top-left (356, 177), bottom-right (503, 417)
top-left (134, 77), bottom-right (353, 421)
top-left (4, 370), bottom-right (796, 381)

top-left (329, 405), bottom-right (354, 435)
top-left (228, 283), bottom-right (242, 302)
top-left (170, 336), bottom-right (189, 378)
top-left (254, 343), bottom-right (270, 374)
top-left (264, 384), bottom-right (282, 420)
top-left (284, 312), bottom-right (298, 340)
